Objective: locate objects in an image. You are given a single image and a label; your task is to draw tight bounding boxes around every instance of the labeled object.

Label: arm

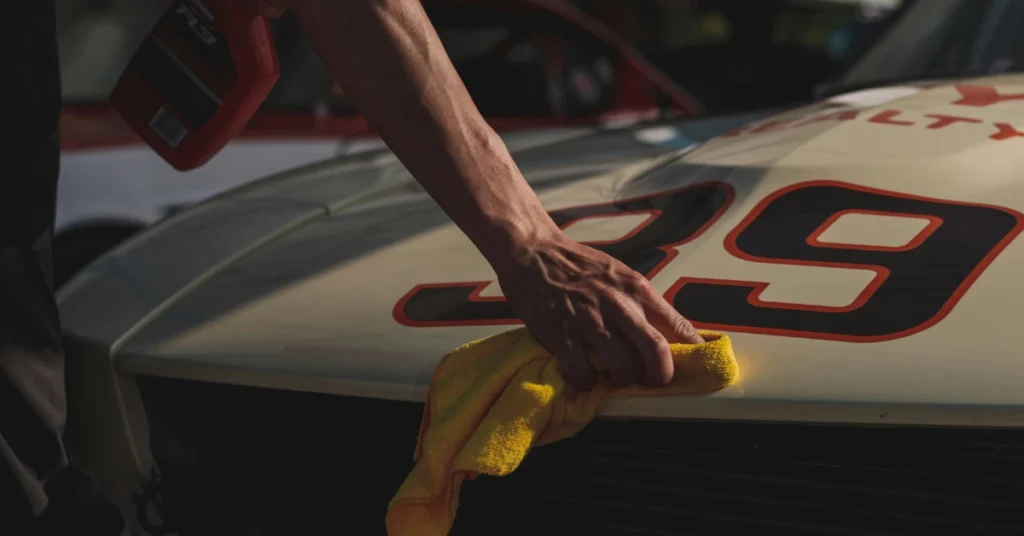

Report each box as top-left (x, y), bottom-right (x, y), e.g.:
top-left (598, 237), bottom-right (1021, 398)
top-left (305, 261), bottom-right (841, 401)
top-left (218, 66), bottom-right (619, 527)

top-left (286, 0), bottom-right (547, 263)
top-left (284, 0), bottom-right (704, 388)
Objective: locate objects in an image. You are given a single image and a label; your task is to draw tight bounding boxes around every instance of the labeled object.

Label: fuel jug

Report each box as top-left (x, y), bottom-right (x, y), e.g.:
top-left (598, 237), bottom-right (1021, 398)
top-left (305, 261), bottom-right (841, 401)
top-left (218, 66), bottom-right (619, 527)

top-left (110, 0), bottom-right (280, 171)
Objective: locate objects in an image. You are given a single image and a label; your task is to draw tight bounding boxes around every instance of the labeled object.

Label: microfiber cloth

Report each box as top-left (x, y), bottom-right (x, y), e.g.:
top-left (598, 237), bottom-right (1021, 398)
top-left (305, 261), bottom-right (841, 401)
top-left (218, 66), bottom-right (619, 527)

top-left (385, 327), bottom-right (740, 535)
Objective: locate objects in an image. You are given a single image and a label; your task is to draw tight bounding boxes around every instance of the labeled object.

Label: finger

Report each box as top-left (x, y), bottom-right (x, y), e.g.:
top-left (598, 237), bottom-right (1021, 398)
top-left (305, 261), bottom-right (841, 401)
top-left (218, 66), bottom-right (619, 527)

top-left (603, 290), bottom-right (675, 387)
top-left (634, 280), bottom-right (704, 345)
top-left (550, 335), bottom-right (596, 391)
top-left (585, 324), bottom-right (637, 389)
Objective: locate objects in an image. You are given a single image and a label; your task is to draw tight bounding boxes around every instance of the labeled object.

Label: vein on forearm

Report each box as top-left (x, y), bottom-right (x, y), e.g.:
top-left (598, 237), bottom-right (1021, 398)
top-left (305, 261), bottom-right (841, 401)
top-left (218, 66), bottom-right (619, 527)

top-left (290, 0), bottom-right (553, 258)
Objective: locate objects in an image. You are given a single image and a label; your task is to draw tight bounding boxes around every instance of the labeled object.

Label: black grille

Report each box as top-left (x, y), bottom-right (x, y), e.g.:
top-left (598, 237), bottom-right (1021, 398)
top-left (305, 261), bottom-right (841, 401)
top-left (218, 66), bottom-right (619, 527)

top-left (134, 377), bottom-right (1024, 535)
top-left (453, 421), bottom-right (1024, 535)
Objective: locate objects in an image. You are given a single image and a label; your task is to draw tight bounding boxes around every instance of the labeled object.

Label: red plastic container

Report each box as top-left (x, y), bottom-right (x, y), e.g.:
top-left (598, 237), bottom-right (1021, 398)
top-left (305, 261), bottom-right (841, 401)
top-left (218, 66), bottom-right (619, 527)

top-left (110, 0), bottom-right (280, 171)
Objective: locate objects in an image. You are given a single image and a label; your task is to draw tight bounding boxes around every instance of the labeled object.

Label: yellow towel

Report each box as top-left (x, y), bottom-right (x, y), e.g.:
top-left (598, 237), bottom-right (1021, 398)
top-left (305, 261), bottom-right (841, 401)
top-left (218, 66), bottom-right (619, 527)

top-left (385, 328), bottom-right (739, 536)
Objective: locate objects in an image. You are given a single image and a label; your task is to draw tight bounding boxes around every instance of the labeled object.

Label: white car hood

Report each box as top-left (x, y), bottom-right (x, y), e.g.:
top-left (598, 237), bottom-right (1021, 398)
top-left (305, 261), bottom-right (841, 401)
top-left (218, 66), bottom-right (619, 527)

top-left (58, 77), bottom-right (1024, 425)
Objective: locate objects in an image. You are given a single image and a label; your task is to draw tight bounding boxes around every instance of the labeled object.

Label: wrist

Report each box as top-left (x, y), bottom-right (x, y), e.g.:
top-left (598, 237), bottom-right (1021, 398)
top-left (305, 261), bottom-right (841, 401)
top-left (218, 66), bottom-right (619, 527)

top-left (447, 132), bottom-right (563, 267)
top-left (480, 209), bottom-right (561, 265)
top-left (465, 194), bottom-right (562, 276)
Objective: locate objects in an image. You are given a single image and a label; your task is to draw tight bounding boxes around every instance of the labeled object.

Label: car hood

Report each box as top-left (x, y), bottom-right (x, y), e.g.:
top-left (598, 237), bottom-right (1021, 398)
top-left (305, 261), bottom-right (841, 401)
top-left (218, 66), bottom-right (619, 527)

top-left (58, 76), bottom-right (1024, 425)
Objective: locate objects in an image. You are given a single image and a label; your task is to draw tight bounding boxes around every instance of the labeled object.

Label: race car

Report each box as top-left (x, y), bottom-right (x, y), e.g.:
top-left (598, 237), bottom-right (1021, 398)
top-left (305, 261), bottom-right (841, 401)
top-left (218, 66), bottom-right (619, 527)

top-left (58, 0), bottom-right (1024, 532)
top-left (53, 0), bottom-right (701, 287)
top-left (57, 63), bottom-right (1024, 535)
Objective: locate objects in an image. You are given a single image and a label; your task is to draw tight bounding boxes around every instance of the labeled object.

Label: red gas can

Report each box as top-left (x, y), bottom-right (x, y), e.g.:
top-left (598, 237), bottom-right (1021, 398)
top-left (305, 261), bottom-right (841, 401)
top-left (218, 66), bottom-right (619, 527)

top-left (110, 0), bottom-right (280, 171)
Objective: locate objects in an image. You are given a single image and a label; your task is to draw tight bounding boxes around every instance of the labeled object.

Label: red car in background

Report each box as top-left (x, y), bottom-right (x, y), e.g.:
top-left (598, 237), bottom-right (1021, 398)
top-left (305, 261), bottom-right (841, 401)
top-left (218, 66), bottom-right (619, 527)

top-left (60, 0), bottom-right (701, 152)
top-left (53, 0), bottom-right (701, 286)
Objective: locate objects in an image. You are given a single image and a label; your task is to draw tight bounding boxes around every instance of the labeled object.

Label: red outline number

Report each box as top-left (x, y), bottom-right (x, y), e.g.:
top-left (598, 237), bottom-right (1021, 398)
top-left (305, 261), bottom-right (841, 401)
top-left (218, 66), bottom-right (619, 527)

top-left (805, 209), bottom-right (943, 252)
top-left (668, 180), bottom-right (1024, 342)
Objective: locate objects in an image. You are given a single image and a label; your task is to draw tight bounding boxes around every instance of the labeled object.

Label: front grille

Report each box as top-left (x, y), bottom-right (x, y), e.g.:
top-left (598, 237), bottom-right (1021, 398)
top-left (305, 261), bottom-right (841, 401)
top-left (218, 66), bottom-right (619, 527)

top-left (453, 421), bottom-right (1024, 535)
top-left (135, 377), bottom-right (1024, 535)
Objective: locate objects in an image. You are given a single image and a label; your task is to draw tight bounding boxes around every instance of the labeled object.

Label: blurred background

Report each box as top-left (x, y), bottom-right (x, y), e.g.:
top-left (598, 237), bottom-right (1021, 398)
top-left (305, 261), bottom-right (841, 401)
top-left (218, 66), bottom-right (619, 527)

top-left (55, 0), bottom-right (902, 117)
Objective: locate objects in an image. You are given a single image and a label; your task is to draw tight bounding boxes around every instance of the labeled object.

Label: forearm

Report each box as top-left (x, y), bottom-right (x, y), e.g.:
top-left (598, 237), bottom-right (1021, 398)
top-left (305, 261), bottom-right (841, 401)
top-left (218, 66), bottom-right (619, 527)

top-left (288, 0), bottom-right (559, 262)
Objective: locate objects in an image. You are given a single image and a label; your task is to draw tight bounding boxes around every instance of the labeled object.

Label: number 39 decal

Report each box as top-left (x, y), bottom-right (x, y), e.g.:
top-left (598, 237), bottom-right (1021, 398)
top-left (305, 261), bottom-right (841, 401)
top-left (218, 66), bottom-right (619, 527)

top-left (393, 180), bottom-right (1024, 342)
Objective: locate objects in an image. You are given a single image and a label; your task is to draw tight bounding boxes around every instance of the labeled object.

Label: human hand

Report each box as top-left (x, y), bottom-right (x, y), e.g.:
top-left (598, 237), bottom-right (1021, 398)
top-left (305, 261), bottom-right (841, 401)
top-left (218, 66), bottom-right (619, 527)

top-left (493, 230), bottom-right (704, 391)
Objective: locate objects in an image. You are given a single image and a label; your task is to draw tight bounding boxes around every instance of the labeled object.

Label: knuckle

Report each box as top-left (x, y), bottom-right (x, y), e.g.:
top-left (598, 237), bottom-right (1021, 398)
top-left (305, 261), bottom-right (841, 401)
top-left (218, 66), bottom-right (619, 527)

top-left (630, 274), bottom-right (655, 295)
top-left (644, 325), bottom-right (670, 347)
top-left (651, 336), bottom-right (672, 361)
top-left (674, 316), bottom-right (699, 337)
top-left (604, 288), bottom-right (633, 311)
top-left (637, 329), bottom-right (669, 358)
top-left (615, 273), bottom-right (641, 295)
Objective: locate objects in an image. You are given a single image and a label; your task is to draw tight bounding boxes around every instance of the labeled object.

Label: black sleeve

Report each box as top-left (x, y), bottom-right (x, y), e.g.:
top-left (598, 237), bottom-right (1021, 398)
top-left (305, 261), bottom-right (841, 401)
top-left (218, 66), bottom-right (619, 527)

top-left (0, 1), bottom-right (62, 245)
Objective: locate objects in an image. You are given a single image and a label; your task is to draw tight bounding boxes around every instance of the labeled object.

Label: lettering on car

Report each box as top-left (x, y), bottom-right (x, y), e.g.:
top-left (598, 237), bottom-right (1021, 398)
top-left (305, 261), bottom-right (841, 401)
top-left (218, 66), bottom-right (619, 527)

top-left (717, 85), bottom-right (1024, 142)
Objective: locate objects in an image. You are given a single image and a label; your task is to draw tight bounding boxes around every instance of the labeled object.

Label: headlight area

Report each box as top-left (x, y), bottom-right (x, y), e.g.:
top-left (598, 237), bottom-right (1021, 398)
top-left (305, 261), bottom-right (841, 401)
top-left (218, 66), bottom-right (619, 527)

top-left (134, 376), bottom-right (423, 535)
top-left (123, 375), bottom-right (1024, 535)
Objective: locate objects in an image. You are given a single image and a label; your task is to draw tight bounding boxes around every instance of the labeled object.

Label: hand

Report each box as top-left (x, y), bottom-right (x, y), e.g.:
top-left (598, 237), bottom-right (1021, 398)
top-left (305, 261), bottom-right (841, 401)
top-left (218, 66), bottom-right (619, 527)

top-left (493, 231), bottom-right (704, 391)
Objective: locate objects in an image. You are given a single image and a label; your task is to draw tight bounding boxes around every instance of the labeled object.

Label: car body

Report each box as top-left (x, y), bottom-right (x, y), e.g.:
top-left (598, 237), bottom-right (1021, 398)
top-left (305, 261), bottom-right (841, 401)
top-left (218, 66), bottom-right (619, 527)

top-left (53, 0), bottom-right (700, 286)
top-left (58, 64), bottom-right (1024, 535)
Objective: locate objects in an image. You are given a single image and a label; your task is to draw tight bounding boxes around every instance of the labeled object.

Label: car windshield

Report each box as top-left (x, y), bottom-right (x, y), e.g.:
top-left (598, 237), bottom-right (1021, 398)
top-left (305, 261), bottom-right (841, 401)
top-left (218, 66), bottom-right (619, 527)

top-left (827, 0), bottom-right (1024, 94)
top-left (579, 0), bottom-right (904, 112)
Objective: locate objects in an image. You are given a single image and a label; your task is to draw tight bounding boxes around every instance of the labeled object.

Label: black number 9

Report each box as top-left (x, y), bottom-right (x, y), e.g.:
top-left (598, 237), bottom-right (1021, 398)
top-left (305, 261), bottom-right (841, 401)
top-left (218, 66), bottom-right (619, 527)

top-left (669, 180), bottom-right (1023, 341)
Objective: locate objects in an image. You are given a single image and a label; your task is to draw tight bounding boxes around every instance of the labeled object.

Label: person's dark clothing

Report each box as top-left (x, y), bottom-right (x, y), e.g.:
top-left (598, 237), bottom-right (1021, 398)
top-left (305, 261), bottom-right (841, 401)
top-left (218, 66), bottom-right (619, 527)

top-left (1, 0), bottom-right (68, 516)
top-left (2, 2), bottom-right (62, 246)
top-left (1, 3), bottom-right (123, 534)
